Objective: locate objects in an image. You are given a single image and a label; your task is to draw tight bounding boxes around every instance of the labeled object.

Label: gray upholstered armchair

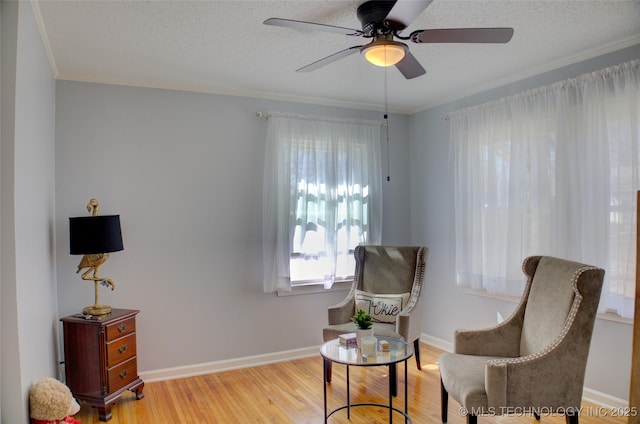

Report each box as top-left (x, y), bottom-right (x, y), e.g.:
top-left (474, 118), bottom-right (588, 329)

top-left (323, 245), bottom-right (428, 382)
top-left (439, 256), bottom-right (605, 424)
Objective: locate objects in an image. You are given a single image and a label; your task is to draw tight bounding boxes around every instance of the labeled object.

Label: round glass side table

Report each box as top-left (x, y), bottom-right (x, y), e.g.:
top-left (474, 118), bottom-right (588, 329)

top-left (320, 336), bottom-right (413, 423)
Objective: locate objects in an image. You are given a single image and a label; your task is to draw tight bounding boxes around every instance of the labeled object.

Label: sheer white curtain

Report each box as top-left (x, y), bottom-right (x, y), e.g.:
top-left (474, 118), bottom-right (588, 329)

top-left (451, 59), bottom-right (640, 317)
top-left (263, 112), bottom-right (382, 293)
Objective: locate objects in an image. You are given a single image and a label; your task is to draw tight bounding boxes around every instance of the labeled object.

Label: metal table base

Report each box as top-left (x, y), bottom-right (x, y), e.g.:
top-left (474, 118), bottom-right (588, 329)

top-left (322, 350), bottom-right (412, 423)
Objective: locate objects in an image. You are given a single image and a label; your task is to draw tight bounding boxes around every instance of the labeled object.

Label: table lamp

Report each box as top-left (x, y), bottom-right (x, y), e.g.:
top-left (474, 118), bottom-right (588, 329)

top-left (69, 199), bottom-right (123, 316)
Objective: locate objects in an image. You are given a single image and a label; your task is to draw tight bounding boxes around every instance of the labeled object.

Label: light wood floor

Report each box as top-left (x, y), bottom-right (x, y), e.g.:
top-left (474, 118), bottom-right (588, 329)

top-left (74, 343), bottom-right (628, 423)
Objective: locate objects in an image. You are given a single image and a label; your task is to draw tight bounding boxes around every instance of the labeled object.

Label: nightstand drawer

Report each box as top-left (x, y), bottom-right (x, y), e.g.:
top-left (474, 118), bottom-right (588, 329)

top-left (107, 333), bottom-right (137, 368)
top-left (106, 317), bottom-right (135, 341)
top-left (108, 356), bottom-right (138, 393)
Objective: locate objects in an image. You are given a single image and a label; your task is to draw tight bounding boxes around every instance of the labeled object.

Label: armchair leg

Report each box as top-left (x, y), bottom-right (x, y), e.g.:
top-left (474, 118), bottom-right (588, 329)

top-left (534, 412), bottom-right (541, 420)
top-left (440, 378), bottom-right (448, 422)
top-left (413, 339), bottom-right (422, 370)
top-left (324, 357), bottom-right (332, 383)
top-left (565, 411), bottom-right (579, 424)
top-left (467, 415), bottom-right (477, 424)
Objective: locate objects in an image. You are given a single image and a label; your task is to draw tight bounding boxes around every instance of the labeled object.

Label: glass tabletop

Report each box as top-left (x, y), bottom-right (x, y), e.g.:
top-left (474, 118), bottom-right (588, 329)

top-left (320, 336), bottom-right (413, 366)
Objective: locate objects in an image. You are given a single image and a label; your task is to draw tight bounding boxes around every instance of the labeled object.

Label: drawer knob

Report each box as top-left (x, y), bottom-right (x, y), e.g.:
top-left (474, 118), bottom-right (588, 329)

top-left (118, 323), bottom-right (127, 333)
top-left (118, 345), bottom-right (127, 354)
top-left (120, 369), bottom-right (128, 379)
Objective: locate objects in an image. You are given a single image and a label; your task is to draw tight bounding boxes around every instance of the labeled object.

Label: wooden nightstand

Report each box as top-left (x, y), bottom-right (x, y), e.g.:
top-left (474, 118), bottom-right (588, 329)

top-left (61, 308), bottom-right (144, 421)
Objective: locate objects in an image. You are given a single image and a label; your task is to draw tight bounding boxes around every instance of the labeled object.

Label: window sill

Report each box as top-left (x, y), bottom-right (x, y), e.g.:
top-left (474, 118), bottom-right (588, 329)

top-left (277, 280), bottom-right (352, 297)
top-left (464, 288), bottom-right (521, 303)
top-left (463, 288), bottom-right (632, 325)
top-left (597, 310), bottom-right (633, 325)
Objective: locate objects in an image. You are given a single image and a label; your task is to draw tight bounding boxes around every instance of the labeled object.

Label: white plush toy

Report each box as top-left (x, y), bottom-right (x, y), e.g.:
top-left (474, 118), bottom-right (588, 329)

top-left (29, 377), bottom-right (81, 424)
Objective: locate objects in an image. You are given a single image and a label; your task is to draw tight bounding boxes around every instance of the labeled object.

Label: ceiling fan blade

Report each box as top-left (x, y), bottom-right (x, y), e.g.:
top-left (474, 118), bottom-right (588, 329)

top-left (264, 18), bottom-right (363, 37)
top-left (395, 51), bottom-right (426, 79)
top-left (385, 0), bottom-right (434, 30)
top-left (411, 28), bottom-right (514, 43)
top-left (297, 46), bottom-right (363, 73)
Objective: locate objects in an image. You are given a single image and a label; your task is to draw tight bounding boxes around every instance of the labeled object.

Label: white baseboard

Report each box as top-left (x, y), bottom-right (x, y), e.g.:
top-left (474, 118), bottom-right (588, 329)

top-left (140, 334), bottom-right (629, 411)
top-left (420, 333), bottom-right (453, 352)
top-left (582, 388), bottom-right (628, 409)
top-left (139, 345), bottom-right (320, 383)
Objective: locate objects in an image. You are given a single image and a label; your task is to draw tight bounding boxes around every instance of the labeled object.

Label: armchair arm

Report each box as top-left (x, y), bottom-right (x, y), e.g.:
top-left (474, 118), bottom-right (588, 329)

top-left (327, 289), bottom-right (356, 325)
top-left (455, 259), bottom-right (533, 357)
top-left (396, 300), bottom-right (421, 343)
top-left (454, 317), bottom-right (523, 357)
top-left (485, 335), bottom-right (588, 411)
top-left (396, 276), bottom-right (424, 342)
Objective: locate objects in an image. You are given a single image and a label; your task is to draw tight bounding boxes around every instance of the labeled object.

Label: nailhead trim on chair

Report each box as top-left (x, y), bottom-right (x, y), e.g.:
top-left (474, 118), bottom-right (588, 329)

top-left (489, 264), bottom-right (599, 367)
top-left (403, 247), bottom-right (426, 311)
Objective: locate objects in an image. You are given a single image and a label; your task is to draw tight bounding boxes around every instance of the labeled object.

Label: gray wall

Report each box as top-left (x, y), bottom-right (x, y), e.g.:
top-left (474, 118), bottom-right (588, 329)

top-left (411, 44), bottom-right (640, 401)
top-left (54, 81), bottom-right (411, 372)
top-left (1, 2), bottom-right (58, 423)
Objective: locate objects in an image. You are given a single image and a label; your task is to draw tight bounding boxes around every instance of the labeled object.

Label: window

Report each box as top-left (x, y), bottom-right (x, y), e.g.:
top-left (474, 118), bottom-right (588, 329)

top-left (289, 178), bottom-right (370, 284)
top-left (262, 113), bottom-right (382, 293)
top-left (451, 59), bottom-right (640, 318)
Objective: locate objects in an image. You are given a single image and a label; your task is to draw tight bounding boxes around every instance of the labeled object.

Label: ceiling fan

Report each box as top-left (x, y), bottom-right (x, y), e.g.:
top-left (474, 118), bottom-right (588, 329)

top-left (264, 0), bottom-right (514, 79)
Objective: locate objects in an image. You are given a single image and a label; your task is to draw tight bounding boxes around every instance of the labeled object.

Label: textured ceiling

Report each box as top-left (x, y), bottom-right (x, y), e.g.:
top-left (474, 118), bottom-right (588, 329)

top-left (34, 0), bottom-right (640, 114)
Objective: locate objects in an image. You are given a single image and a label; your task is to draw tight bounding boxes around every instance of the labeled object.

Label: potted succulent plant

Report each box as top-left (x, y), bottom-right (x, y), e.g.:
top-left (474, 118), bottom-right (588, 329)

top-left (352, 308), bottom-right (373, 329)
top-left (352, 309), bottom-right (374, 348)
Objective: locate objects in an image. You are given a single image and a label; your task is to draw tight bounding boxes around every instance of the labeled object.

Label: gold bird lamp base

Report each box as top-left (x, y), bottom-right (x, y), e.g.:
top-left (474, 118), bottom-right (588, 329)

top-left (83, 299), bottom-right (112, 316)
top-left (79, 256), bottom-right (115, 316)
top-left (83, 306), bottom-right (112, 316)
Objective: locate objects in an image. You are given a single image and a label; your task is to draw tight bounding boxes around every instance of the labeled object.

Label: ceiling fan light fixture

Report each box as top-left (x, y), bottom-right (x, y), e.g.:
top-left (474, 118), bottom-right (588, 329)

top-left (362, 39), bottom-right (408, 67)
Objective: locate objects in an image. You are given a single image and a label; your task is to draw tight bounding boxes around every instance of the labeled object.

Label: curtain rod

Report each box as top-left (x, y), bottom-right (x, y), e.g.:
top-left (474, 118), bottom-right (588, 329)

top-left (255, 111), bottom-right (386, 128)
top-left (445, 58), bottom-right (640, 121)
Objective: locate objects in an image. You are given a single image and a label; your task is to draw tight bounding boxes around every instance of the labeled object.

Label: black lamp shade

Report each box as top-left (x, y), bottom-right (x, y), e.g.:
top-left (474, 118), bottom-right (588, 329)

top-left (69, 215), bottom-right (124, 254)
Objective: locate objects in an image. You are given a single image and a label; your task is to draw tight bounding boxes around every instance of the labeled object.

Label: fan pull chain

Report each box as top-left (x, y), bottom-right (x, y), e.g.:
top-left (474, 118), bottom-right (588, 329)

top-left (384, 64), bottom-right (391, 182)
